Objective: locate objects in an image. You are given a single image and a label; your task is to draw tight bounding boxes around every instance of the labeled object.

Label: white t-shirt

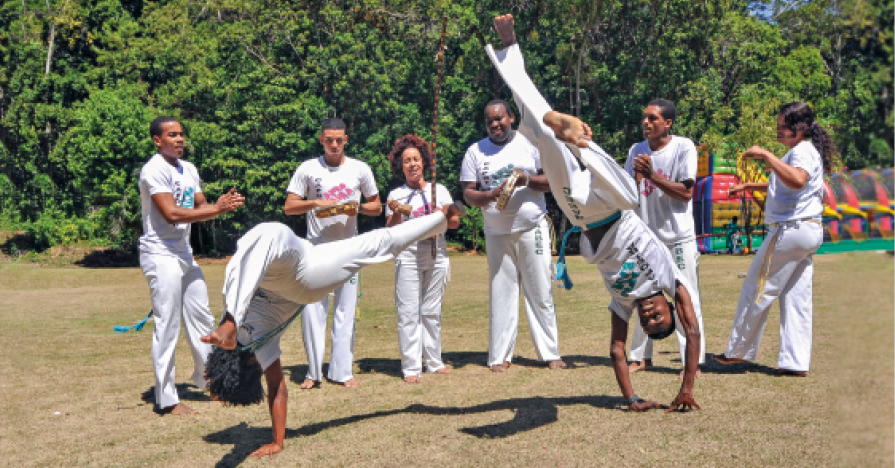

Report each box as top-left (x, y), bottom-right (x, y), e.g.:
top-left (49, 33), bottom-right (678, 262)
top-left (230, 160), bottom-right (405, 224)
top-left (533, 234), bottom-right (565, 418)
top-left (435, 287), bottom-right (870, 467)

top-left (625, 136), bottom-right (697, 245)
top-left (579, 211), bottom-right (680, 322)
top-left (286, 156), bottom-right (379, 244)
top-left (138, 154), bottom-right (203, 256)
top-left (386, 182), bottom-right (453, 257)
top-left (765, 141), bottom-right (824, 224)
top-left (460, 133), bottom-right (547, 236)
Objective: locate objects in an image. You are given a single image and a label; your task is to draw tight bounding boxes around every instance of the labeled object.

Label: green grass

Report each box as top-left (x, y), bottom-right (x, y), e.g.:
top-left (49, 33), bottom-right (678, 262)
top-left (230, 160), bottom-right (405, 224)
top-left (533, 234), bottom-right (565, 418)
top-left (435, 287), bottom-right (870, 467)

top-left (0, 252), bottom-right (891, 466)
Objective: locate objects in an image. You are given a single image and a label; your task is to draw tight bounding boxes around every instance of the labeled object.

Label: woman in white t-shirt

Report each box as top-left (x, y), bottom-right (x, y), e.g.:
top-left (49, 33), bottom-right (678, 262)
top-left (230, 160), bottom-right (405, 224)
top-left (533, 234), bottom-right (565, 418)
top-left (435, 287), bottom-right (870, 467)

top-left (385, 135), bottom-right (461, 383)
top-left (714, 102), bottom-right (837, 376)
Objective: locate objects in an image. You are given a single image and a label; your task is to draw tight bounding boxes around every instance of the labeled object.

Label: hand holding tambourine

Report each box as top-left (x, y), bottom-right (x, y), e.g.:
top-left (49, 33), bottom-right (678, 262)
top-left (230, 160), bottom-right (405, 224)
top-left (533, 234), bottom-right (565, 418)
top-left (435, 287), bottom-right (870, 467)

top-left (314, 200), bottom-right (359, 219)
top-left (387, 199), bottom-right (413, 216)
top-left (495, 168), bottom-right (529, 211)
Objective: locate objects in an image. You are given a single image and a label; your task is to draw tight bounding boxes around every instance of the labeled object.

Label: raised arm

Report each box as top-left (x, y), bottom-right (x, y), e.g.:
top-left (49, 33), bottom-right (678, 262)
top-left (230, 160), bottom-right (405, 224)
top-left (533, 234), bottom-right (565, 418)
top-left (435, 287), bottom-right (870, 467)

top-left (151, 188), bottom-right (244, 225)
top-left (745, 145), bottom-right (807, 190)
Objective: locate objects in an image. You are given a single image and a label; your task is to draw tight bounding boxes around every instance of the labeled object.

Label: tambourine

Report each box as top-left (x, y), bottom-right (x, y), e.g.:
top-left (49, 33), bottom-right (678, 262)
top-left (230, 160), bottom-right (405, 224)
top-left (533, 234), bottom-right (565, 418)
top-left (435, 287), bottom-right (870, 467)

top-left (495, 170), bottom-right (522, 211)
top-left (314, 200), bottom-right (359, 219)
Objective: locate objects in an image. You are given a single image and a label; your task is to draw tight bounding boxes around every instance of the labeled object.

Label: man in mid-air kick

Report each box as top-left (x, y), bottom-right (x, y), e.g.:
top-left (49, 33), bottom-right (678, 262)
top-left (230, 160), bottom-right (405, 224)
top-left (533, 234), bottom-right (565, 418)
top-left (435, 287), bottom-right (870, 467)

top-left (487, 14), bottom-right (701, 412)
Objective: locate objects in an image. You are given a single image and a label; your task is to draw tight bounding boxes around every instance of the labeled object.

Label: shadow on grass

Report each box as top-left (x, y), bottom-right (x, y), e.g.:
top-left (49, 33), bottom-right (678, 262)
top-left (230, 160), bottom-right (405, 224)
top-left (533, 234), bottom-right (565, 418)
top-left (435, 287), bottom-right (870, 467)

top-left (703, 355), bottom-right (778, 376)
top-left (352, 352), bottom-right (629, 378)
top-left (203, 394), bottom-right (625, 467)
top-left (75, 248), bottom-right (138, 267)
top-left (140, 383), bottom-right (212, 413)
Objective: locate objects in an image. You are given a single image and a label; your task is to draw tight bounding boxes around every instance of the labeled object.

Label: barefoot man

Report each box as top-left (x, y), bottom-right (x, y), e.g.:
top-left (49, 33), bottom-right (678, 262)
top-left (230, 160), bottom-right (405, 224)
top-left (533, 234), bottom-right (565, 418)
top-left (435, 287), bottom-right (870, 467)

top-left (624, 100), bottom-right (706, 378)
top-left (138, 116), bottom-right (245, 415)
top-left (201, 203), bottom-right (466, 458)
top-left (284, 117), bottom-right (382, 389)
top-left (487, 15), bottom-right (700, 411)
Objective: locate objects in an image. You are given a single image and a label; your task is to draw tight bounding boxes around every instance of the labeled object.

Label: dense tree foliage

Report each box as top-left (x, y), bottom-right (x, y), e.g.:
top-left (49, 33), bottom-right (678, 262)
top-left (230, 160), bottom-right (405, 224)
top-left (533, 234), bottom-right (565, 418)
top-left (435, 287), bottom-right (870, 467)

top-left (1, 0), bottom-right (891, 253)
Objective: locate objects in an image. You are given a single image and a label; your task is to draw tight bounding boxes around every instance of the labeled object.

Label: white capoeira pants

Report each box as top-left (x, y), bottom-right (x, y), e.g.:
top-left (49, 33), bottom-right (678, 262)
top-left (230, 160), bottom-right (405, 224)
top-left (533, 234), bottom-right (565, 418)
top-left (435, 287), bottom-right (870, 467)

top-left (302, 278), bottom-right (358, 383)
top-left (486, 217), bottom-right (560, 366)
top-left (630, 239), bottom-right (705, 365)
top-left (395, 240), bottom-right (449, 377)
top-left (724, 219), bottom-right (823, 372)
top-left (140, 252), bottom-right (214, 409)
top-left (222, 214), bottom-right (449, 369)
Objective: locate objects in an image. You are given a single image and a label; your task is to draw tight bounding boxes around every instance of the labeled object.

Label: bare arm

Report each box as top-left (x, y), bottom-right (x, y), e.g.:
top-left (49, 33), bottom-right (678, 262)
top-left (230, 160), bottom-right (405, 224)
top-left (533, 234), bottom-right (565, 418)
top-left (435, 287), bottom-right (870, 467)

top-left (150, 188), bottom-right (244, 225)
top-left (610, 313), bottom-right (662, 411)
top-left (284, 193), bottom-right (335, 216)
top-left (516, 169), bottom-right (551, 192)
top-left (462, 181), bottom-right (503, 208)
top-left (667, 281), bottom-right (702, 412)
top-left (359, 193), bottom-right (383, 217)
top-left (729, 182), bottom-right (770, 195)
top-left (745, 145), bottom-right (808, 190)
top-left (248, 359), bottom-right (287, 458)
top-left (632, 154), bottom-right (693, 202)
top-left (385, 200), bottom-right (403, 228)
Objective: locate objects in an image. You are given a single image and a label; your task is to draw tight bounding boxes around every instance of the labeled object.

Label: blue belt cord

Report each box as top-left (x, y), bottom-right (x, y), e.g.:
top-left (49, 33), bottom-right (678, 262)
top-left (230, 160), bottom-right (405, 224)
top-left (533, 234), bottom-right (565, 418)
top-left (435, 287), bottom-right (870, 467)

top-left (113, 310), bottom-right (153, 333)
top-left (554, 211), bottom-right (622, 290)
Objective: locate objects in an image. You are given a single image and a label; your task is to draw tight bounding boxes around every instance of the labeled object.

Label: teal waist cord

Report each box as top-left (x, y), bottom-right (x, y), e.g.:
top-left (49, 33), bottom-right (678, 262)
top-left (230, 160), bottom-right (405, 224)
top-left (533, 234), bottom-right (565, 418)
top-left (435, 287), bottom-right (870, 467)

top-left (554, 211), bottom-right (622, 290)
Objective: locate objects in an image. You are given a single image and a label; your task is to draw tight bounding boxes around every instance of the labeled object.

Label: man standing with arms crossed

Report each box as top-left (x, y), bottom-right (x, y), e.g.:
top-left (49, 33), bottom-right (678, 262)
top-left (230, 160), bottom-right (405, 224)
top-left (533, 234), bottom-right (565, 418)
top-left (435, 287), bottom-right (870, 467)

top-left (624, 101), bottom-right (706, 377)
top-left (461, 100), bottom-right (567, 372)
top-left (139, 116), bottom-right (244, 415)
top-left (285, 117), bottom-right (382, 388)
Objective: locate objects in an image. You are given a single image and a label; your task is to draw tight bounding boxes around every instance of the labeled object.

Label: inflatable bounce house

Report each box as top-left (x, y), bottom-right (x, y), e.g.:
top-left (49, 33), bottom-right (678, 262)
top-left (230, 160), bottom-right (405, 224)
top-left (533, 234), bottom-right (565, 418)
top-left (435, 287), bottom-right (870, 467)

top-left (817, 169), bottom-right (894, 253)
top-left (693, 143), bottom-right (766, 253)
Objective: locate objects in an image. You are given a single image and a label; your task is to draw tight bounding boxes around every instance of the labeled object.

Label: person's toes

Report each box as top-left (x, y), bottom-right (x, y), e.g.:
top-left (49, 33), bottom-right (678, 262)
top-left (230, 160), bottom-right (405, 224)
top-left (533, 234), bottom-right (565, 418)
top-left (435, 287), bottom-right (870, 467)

top-left (548, 359), bottom-right (567, 370)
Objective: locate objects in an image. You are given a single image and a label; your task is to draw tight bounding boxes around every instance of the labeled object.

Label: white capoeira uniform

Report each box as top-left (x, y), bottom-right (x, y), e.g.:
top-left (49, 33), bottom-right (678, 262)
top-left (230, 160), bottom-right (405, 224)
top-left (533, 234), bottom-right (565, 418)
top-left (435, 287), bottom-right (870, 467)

top-left (386, 183), bottom-right (452, 378)
top-left (460, 126), bottom-right (561, 367)
top-left (138, 154), bottom-right (215, 409)
top-left (625, 137), bottom-right (706, 365)
top-left (224, 214), bottom-right (450, 371)
top-left (484, 44), bottom-right (696, 337)
top-left (723, 141), bottom-right (824, 372)
top-left (287, 156), bottom-right (378, 383)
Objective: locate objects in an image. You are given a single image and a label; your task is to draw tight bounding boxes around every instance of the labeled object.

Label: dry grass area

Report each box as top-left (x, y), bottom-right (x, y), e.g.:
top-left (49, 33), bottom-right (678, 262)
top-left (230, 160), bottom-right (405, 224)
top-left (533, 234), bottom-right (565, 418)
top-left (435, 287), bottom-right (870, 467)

top-left (0, 251), bottom-right (891, 467)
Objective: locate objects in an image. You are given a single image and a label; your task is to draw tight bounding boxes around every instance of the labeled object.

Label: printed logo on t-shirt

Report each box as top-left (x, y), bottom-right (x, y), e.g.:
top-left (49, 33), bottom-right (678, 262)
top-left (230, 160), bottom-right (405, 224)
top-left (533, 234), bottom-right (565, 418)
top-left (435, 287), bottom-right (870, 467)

top-left (488, 164), bottom-right (516, 188)
top-left (323, 183), bottom-right (355, 201)
top-left (611, 261), bottom-right (641, 297)
top-left (410, 204), bottom-right (433, 218)
top-left (182, 187), bottom-right (195, 209)
top-left (641, 168), bottom-right (669, 197)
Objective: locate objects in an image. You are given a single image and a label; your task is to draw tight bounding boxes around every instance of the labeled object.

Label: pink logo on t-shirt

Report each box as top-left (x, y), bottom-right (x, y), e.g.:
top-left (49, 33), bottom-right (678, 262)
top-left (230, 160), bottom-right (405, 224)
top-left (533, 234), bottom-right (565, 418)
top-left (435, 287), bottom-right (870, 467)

top-left (641, 169), bottom-right (669, 197)
top-left (410, 203), bottom-right (437, 218)
top-left (324, 184), bottom-right (355, 201)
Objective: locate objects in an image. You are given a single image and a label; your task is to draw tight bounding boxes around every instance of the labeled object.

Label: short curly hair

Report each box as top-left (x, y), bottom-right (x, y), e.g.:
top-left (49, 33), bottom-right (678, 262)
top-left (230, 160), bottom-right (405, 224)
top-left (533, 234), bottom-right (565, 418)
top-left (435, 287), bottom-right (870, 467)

top-left (388, 134), bottom-right (433, 182)
top-left (205, 346), bottom-right (266, 406)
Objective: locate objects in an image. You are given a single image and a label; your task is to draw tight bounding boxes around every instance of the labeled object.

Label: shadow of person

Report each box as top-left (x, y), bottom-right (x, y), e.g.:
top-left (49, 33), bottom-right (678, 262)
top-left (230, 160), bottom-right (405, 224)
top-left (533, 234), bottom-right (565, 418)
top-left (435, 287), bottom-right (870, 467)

top-left (354, 357), bottom-right (403, 377)
top-left (705, 358), bottom-right (778, 376)
top-left (140, 383), bottom-right (211, 414)
top-left (204, 394), bottom-right (625, 466)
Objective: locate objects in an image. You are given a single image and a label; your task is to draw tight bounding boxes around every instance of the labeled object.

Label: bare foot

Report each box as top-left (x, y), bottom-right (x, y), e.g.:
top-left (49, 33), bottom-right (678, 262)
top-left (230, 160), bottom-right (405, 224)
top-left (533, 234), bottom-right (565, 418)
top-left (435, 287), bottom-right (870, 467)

top-left (548, 359), bottom-right (567, 369)
top-left (543, 111), bottom-right (593, 148)
top-left (678, 369), bottom-right (702, 380)
top-left (433, 367), bottom-right (451, 374)
top-left (161, 403), bottom-right (198, 416)
top-left (775, 369), bottom-right (808, 377)
top-left (493, 14), bottom-right (517, 48)
top-left (712, 353), bottom-right (748, 365)
top-left (342, 377), bottom-right (359, 388)
top-left (200, 313), bottom-right (237, 350)
top-left (490, 361), bottom-right (511, 373)
top-left (299, 378), bottom-right (319, 389)
top-left (404, 375), bottom-right (421, 384)
top-left (628, 359), bottom-right (652, 374)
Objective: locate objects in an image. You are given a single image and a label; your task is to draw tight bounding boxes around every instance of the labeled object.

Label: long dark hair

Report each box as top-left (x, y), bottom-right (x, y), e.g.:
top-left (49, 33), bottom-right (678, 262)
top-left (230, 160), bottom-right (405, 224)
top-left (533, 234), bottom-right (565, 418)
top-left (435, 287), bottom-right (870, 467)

top-left (388, 134), bottom-right (433, 182)
top-left (779, 102), bottom-right (838, 172)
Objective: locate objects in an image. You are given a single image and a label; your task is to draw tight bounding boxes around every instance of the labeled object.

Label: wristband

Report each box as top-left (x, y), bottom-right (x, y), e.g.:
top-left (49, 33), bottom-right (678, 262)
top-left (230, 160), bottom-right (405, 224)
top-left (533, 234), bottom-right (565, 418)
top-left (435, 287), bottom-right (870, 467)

top-left (626, 394), bottom-right (644, 405)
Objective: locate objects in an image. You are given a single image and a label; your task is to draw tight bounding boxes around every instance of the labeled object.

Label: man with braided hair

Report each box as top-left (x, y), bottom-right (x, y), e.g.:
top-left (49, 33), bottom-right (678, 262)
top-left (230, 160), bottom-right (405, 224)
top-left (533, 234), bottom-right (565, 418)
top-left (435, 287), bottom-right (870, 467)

top-left (487, 14), bottom-right (701, 412)
top-left (201, 202), bottom-right (466, 458)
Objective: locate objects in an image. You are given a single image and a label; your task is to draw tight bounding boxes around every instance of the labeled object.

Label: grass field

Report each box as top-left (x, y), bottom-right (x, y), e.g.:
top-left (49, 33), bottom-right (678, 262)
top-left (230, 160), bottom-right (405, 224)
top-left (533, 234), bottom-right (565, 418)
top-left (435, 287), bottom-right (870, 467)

top-left (0, 251), bottom-right (891, 467)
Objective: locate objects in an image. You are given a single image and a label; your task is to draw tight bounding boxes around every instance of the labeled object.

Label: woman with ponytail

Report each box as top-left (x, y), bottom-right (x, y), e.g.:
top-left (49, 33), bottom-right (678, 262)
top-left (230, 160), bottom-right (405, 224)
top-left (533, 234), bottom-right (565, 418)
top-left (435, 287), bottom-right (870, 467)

top-left (714, 101), bottom-right (836, 377)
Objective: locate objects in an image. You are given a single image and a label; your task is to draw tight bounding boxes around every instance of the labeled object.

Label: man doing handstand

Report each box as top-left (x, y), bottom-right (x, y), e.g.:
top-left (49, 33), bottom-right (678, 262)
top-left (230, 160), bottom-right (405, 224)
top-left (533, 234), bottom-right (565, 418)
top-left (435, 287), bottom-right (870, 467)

top-left (487, 14), bottom-right (700, 412)
top-left (201, 203), bottom-right (466, 458)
